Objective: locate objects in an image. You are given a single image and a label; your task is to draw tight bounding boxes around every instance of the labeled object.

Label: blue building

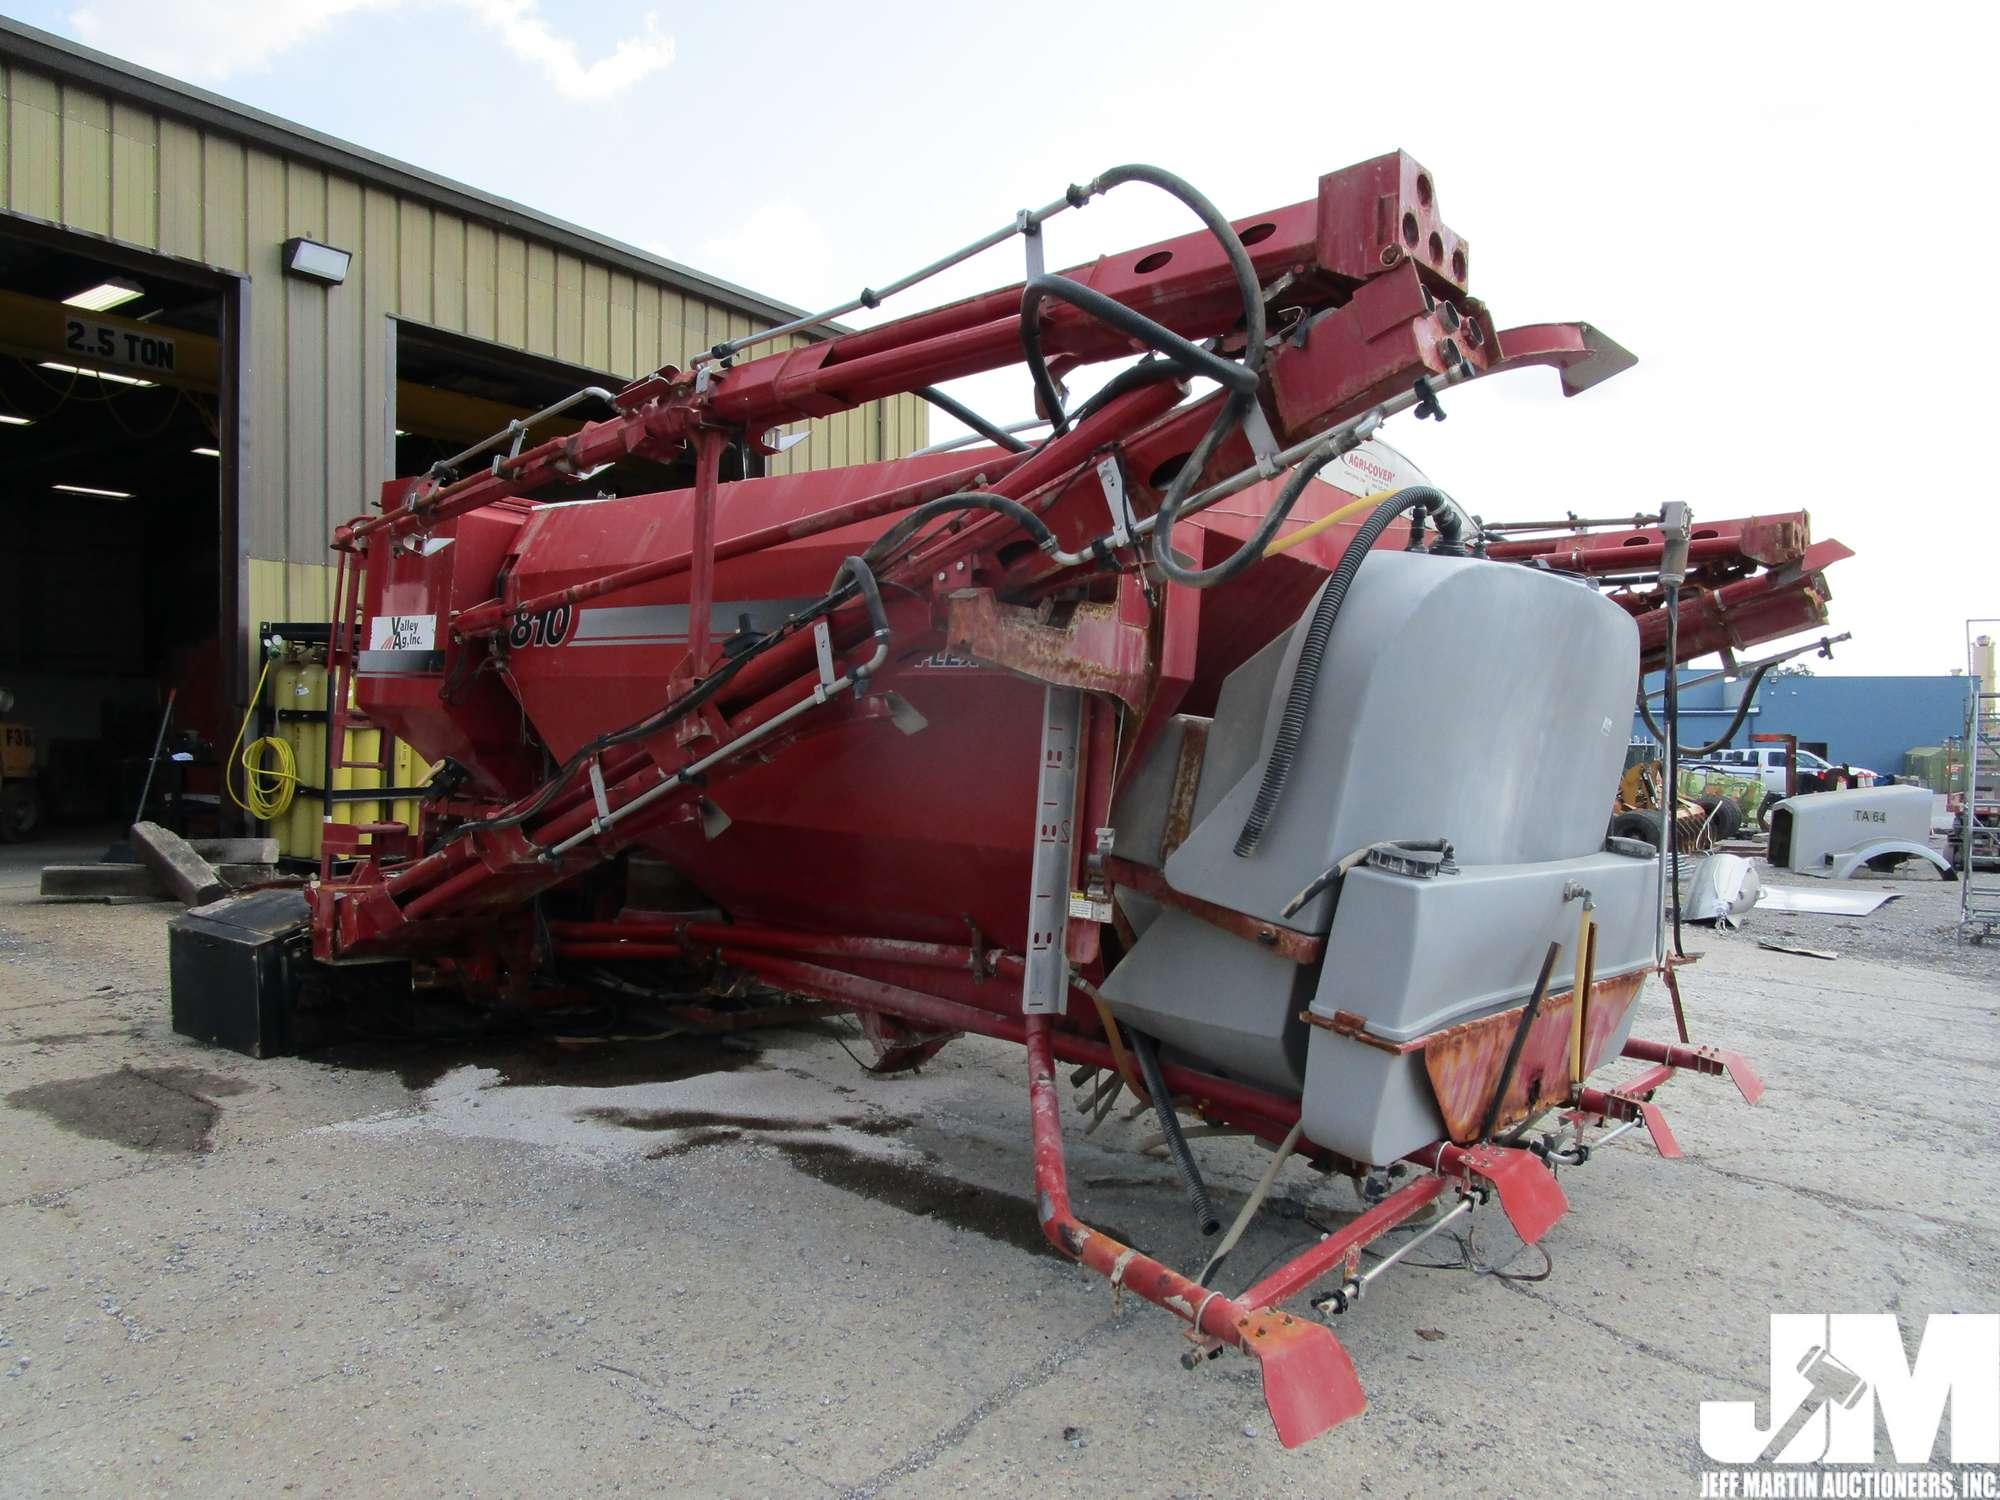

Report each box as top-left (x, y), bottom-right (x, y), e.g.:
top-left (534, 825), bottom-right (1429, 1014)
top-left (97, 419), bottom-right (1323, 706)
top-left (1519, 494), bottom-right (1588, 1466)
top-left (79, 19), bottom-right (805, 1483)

top-left (1632, 672), bottom-right (1971, 776)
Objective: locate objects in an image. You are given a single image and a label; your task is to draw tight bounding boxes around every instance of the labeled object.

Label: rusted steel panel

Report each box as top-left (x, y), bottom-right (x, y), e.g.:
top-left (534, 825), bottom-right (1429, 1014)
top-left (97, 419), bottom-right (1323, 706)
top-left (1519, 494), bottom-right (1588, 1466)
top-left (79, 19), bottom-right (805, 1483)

top-left (1423, 969), bottom-right (1646, 1142)
top-left (1105, 856), bottom-right (1322, 965)
top-left (946, 591), bottom-right (1152, 712)
top-left (1158, 718), bottom-right (1209, 861)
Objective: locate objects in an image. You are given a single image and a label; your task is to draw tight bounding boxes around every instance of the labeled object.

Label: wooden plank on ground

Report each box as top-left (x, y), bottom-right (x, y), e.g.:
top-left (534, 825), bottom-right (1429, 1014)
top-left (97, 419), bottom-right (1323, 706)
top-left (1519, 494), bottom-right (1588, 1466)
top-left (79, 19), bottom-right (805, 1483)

top-left (130, 822), bottom-right (229, 906)
top-left (38, 864), bottom-right (166, 901)
top-left (187, 838), bottom-right (280, 864)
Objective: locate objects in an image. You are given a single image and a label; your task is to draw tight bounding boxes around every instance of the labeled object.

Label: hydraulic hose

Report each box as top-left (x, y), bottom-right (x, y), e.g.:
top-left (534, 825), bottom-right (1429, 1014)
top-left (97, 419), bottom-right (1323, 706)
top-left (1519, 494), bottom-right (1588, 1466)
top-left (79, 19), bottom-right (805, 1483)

top-left (916, 385), bottom-right (1030, 453)
top-left (1142, 394), bottom-right (1256, 586)
top-left (1129, 1029), bottom-right (1221, 1238)
top-left (1636, 658), bottom-right (1777, 757)
top-left (861, 491), bottom-right (1058, 571)
top-left (1149, 423), bottom-right (1352, 589)
top-left (1093, 164), bottom-right (1267, 374)
top-left (440, 551), bottom-right (893, 849)
top-left (1066, 356), bottom-right (1185, 428)
top-left (1022, 275), bottom-right (1258, 407)
top-left (1234, 487), bottom-right (1456, 857)
top-left (1021, 163), bottom-right (1265, 438)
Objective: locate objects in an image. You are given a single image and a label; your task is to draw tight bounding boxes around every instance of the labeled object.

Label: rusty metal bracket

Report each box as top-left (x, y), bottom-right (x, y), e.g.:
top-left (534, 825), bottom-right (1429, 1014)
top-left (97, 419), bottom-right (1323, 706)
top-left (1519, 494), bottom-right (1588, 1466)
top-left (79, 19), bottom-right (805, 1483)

top-left (1159, 719), bottom-right (1209, 862)
top-left (1298, 1009), bottom-right (1423, 1055)
top-left (945, 589), bottom-right (1151, 713)
top-left (1104, 855), bottom-right (1322, 964)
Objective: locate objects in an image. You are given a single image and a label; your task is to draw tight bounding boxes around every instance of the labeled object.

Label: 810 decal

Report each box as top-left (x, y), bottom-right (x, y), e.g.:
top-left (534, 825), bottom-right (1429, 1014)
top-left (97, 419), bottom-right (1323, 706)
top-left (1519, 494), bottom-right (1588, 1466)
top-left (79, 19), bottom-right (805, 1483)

top-left (507, 603), bottom-right (573, 648)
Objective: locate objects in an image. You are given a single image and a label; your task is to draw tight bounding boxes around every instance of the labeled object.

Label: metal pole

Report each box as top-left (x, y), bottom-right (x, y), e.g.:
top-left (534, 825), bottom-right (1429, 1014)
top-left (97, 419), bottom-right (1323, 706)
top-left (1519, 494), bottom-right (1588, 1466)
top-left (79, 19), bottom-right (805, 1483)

top-left (687, 428), bottom-right (726, 675)
top-left (131, 687), bottom-right (177, 829)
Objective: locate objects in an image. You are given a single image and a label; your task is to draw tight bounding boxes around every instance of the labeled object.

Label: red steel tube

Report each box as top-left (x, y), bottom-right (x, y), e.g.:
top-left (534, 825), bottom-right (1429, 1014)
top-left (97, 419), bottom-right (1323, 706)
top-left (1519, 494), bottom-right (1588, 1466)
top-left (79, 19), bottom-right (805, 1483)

top-left (550, 920), bottom-right (1023, 976)
top-left (1235, 1174), bottom-right (1448, 1310)
top-left (686, 427), bottom-right (726, 674)
top-left (723, 949), bottom-right (1302, 1130)
top-left (400, 860), bottom-right (504, 922)
top-left (1482, 535), bottom-right (1771, 574)
top-left (1025, 1015), bottom-right (1256, 1340)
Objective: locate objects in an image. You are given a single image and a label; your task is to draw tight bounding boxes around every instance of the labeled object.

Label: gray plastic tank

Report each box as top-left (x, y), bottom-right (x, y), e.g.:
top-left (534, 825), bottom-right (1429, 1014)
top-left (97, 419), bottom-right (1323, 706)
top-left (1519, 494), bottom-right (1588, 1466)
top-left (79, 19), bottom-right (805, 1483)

top-left (1101, 549), bottom-right (1657, 1162)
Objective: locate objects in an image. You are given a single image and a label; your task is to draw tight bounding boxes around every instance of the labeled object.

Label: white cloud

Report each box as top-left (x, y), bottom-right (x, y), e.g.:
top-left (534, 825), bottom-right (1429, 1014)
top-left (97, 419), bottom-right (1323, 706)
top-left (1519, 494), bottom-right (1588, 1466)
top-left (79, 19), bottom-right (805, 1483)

top-left (674, 201), bottom-right (841, 312)
top-left (457, 0), bottom-right (673, 102)
top-left (65, 0), bottom-right (673, 102)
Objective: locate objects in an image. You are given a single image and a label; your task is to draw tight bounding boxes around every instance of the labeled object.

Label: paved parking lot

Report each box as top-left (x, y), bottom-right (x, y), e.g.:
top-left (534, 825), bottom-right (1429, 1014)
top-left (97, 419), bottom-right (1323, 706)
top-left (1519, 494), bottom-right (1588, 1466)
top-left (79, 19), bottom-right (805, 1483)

top-left (3, 837), bottom-right (1994, 1496)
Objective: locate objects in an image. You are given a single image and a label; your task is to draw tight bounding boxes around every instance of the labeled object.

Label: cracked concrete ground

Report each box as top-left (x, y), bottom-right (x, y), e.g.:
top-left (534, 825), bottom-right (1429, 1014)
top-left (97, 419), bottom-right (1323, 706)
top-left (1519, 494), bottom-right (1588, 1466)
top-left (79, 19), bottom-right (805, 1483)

top-left (2, 831), bottom-right (1995, 1496)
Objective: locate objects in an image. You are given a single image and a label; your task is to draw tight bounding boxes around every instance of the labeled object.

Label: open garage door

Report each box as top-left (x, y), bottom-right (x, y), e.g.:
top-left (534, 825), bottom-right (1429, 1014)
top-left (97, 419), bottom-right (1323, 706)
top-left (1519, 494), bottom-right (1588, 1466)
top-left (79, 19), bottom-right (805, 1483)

top-left (0, 229), bottom-right (233, 841)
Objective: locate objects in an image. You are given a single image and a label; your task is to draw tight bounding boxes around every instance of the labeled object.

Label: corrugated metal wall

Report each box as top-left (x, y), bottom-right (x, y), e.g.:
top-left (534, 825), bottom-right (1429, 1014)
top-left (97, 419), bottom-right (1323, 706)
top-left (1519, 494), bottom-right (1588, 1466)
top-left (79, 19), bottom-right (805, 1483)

top-left (0, 58), bottom-right (926, 629)
top-left (1633, 671), bottom-right (1975, 775)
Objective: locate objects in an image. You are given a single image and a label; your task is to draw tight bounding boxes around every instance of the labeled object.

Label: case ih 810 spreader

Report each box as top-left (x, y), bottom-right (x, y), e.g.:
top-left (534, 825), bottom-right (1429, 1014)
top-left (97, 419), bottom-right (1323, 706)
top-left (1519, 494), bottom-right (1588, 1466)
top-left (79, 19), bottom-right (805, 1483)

top-left (172, 153), bottom-right (1843, 1445)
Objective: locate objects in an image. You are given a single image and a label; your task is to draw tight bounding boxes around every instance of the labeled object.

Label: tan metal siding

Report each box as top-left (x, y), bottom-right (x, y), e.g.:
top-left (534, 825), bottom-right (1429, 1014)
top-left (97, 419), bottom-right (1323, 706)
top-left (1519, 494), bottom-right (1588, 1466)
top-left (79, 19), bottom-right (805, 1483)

top-left (358, 185), bottom-right (397, 507)
top-left (156, 115), bottom-right (200, 259)
top-left (430, 211), bottom-right (466, 335)
top-left (242, 146), bottom-right (287, 560)
top-left (323, 173), bottom-right (363, 547)
top-left (57, 84), bottom-right (109, 235)
top-left (0, 56), bottom-right (925, 627)
top-left (107, 99), bottom-right (154, 247)
top-left (463, 220), bottom-right (496, 344)
top-left (494, 231), bottom-right (526, 348)
top-left (199, 132), bottom-right (244, 267)
top-left (6, 67), bottom-right (61, 217)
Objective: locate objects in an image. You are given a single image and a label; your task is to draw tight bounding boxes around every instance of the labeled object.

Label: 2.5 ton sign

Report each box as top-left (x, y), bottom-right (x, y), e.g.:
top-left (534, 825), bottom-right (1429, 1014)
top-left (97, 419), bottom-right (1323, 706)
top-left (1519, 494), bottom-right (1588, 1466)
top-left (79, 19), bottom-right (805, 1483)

top-left (63, 317), bottom-right (177, 377)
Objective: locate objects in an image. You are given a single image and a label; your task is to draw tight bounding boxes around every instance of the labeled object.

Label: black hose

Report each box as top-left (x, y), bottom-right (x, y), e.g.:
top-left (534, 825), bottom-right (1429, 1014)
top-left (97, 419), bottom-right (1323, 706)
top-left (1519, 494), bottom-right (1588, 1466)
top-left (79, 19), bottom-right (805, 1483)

top-left (861, 491), bottom-right (1057, 570)
top-left (1636, 658), bottom-right (1777, 757)
top-left (441, 553), bottom-right (892, 849)
top-left (1021, 275), bottom-right (1258, 412)
top-left (1476, 942), bottom-right (1561, 1141)
top-left (1066, 357), bottom-right (1185, 428)
top-left (1020, 163), bottom-right (1265, 438)
top-left (1150, 423), bottom-right (1348, 589)
top-left (830, 554), bottom-right (891, 642)
top-left (1142, 393), bottom-right (1254, 586)
top-left (1130, 1029), bottom-right (1220, 1238)
top-left (1234, 487), bottom-right (1454, 857)
top-left (1093, 163), bottom-right (1267, 375)
top-left (915, 386), bottom-right (1029, 453)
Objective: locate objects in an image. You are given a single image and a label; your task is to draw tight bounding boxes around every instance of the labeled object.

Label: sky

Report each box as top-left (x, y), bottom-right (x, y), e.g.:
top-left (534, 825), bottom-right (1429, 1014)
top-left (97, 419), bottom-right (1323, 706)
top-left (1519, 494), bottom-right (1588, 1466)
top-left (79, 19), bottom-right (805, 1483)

top-left (6, 0), bottom-right (1994, 675)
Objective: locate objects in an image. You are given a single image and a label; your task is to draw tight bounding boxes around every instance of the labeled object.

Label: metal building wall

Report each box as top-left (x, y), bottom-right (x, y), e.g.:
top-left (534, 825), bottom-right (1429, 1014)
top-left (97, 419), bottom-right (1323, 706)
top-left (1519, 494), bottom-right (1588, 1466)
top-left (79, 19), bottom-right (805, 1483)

top-left (0, 53), bottom-right (926, 635)
top-left (1633, 671), bottom-right (1975, 775)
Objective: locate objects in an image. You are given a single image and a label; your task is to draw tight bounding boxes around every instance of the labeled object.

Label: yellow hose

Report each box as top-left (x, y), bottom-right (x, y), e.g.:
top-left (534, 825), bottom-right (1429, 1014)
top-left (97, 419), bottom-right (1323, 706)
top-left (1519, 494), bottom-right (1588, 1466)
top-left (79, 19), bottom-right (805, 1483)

top-left (1262, 489), bottom-right (1397, 558)
top-left (226, 658), bottom-right (299, 822)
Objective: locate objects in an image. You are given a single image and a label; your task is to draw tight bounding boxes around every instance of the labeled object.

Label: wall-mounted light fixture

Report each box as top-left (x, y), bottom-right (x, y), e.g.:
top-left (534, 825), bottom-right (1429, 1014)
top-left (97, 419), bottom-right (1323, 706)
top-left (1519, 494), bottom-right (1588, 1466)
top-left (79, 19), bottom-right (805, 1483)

top-left (283, 237), bottom-right (352, 286)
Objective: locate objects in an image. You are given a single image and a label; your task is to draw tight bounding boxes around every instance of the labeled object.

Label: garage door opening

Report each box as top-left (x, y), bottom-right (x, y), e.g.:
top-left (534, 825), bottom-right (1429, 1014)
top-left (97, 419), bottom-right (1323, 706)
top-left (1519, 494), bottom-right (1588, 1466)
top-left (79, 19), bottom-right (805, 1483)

top-left (393, 321), bottom-right (754, 496)
top-left (0, 229), bottom-right (233, 841)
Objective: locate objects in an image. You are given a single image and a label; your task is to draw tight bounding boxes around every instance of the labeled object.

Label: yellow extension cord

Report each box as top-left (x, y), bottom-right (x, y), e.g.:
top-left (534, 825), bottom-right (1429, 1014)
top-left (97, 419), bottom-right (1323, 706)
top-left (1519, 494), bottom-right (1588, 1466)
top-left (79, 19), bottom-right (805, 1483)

top-left (226, 657), bottom-right (299, 822)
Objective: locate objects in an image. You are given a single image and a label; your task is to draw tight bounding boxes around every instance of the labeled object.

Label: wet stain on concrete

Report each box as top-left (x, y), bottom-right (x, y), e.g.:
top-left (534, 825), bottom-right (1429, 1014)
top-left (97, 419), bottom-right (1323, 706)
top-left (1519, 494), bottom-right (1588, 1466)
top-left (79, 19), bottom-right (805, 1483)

top-left (0, 1028), bottom-right (146, 1049)
top-left (7, 1066), bottom-right (252, 1154)
top-left (584, 1105), bottom-right (911, 1136)
top-left (318, 1034), bottom-right (763, 1092)
top-left (645, 1127), bottom-right (746, 1159)
top-left (772, 1140), bottom-right (1126, 1258)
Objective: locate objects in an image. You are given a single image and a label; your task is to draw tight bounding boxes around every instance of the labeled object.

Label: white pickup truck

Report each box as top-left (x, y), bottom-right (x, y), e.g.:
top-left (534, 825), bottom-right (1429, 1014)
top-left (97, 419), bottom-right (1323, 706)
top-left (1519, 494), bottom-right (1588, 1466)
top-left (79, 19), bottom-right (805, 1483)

top-left (1689, 744), bottom-right (1878, 799)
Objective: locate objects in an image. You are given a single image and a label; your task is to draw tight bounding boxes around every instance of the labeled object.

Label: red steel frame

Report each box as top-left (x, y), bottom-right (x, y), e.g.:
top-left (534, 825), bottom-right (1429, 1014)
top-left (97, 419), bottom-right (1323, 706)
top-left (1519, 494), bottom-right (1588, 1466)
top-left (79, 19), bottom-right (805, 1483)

top-left (303, 153), bottom-right (1801, 1444)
